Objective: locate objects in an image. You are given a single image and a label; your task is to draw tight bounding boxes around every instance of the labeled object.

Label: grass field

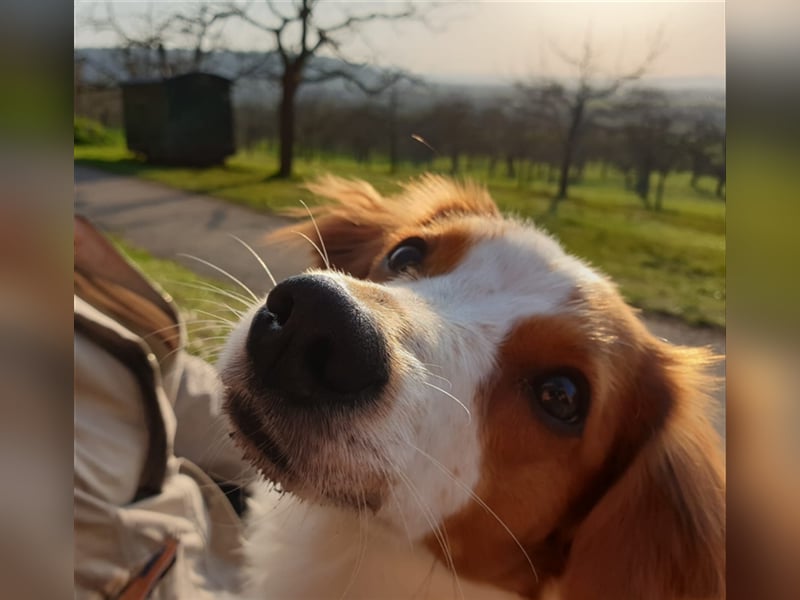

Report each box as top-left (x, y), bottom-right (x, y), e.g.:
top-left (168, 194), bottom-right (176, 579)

top-left (111, 237), bottom-right (239, 360)
top-left (77, 139), bottom-right (725, 327)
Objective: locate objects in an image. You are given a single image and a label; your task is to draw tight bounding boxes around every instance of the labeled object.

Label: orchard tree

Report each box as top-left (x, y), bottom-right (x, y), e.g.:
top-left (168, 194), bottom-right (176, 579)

top-left (519, 30), bottom-right (664, 213)
top-left (82, 1), bottom-right (238, 80)
top-left (228, 0), bottom-right (430, 178)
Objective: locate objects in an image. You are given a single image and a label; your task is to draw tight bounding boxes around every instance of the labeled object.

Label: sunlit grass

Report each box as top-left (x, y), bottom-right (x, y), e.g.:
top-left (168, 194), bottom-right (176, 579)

top-left (77, 139), bottom-right (725, 327)
top-left (110, 237), bottom-right (242, 360)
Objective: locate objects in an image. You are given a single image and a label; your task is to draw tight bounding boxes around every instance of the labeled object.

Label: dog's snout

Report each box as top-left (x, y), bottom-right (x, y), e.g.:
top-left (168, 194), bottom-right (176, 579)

top-left (246, 274), bottom-right (390, 402)
top-left (266, 281), bottom-right (294, 326)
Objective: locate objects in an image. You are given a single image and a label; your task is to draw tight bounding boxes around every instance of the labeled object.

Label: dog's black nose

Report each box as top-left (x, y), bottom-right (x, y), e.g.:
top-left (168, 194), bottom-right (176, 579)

top-left (246, 274), bottom-right (390, 403)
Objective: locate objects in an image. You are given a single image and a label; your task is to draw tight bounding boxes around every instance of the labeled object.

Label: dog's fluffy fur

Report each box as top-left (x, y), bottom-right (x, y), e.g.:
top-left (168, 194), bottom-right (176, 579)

top-left (219, 175), bottom-right (725, 599)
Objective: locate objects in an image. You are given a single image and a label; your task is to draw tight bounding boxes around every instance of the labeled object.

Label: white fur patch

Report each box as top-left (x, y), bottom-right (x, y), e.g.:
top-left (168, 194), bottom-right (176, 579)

top-left (371, 221), bottom-right (603, 536)
top-left (222, 220), bottom-right (598, 598)
top-left (237, 484), bottom-right (523, 600)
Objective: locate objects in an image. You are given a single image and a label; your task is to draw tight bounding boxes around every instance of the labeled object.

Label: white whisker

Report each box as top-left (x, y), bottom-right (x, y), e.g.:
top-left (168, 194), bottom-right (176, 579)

top-left (292, 231), bottom-right (329, 269)
top-left (228, 233), bottom-right (278, 288)
top-left (405, 440), bottom-right (539, 584)
top-left (299, 199), bottom-right (330, 269)
top-left (421, 367), bottom-right (454, 390)
top-left (180, 324), bottom-right (233, 340)
top-left (382, 463), bottom-right (414, 551)
top-left (339, 489), bottom-right (370, 600)
top-left (165, 278), bottom-right (254, 307)
top-left (392, 465), bottom-right (464, 600)
top-left (186, 301), bottom-right (246, 319)
top-left (421, 381), bottom-right (471, 423)
top-left (192, 309), bottom-right (238, 326)
top-left (178, 253), bottom-right (258, 301)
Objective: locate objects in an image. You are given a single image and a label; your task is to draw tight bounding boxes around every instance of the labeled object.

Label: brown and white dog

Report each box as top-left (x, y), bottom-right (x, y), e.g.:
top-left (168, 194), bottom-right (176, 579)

top-left (219, 175), bottom-right (725, 599)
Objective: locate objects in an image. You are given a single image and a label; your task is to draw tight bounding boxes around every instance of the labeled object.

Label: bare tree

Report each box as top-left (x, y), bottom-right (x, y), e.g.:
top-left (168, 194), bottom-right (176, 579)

top-left (171, 5), bottom-right (240, 72)
top-left (226, 0), bottom-right (430, 179)
top-left (81, 1), bottom-right (238, 81)
top-left (383, 79), bottom-right (429, 174)
top-left (519, 30), bottom-right (664, 213)
top-left (421, 97), bottom-right (475, 175)
top-left (684, 117), bottom-right (726, 199)
top-left (611, 88), bottom-right (685, 210)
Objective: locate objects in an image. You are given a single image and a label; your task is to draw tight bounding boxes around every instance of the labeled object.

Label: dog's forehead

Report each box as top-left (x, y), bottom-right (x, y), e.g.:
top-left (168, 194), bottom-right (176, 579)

top-left (405, 219), bottom-right (604, 325)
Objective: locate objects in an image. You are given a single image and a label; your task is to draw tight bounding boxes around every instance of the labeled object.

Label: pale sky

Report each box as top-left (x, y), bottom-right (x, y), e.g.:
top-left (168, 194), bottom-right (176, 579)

top-left (74, 1), bottom-right (725, 82)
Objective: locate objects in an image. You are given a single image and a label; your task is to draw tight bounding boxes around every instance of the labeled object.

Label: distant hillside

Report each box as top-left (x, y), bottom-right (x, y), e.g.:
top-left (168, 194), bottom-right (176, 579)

top-left (75, 47), bottom-right (724, 113)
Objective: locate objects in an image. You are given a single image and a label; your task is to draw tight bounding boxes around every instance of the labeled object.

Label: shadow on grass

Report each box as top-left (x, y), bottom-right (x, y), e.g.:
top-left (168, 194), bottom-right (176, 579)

top-left (264, 170), bottom-right (304, 183)
top-left (75, 155), bottom-right (305, 203)
top-left (75, 156), bottom-right (149, 176)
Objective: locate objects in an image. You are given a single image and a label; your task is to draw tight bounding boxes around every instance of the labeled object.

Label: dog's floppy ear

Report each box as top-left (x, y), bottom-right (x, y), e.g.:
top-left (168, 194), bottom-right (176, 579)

top-left (271, 174), bottom-right (499, 279)
top-left (561, 347), bottom-right (725, 600)
top-left (295, 176), bottom-right (395, 278)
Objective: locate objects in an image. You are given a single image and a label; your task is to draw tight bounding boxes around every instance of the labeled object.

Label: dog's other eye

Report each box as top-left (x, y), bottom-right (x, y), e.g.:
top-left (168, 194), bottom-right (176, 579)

top-left (527, 369), bottom-right (590, 433)
top-left (387, 237), bottom-right (427, 273)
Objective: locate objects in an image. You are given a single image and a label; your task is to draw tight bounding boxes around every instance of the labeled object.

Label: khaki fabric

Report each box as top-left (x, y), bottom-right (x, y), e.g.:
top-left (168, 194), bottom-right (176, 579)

top-left (74, 218), bottom-right (253, 599)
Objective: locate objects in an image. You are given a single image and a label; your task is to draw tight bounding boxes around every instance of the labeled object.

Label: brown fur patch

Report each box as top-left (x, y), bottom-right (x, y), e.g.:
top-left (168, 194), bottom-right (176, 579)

top-left (369, 220), bottom-right (496, 282)
top-left (425, 302), bottom-right (724, 599)
top-left (269, 175), bottom-right (499, 279)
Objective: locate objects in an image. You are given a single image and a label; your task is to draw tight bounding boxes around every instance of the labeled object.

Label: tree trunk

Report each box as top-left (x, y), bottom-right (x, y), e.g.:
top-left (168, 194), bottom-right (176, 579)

top-left (548, 195), bottom-right (560, 215)
top-left (556, 149), bottom-right (571, 201)
top-left (450, 150), bottom-right (460, 175)
top-left (157, 43), bottom-right (169, 77)
top-left (388, 89), bottom-right (398, 174)
top-left (556, 101), bottom-right (585, 201)
top-left (192, 45), bottom-right (204, 71)
top-left (690, 153), bottom-right (703, 189)
top-left (624, 168), bottom-right (633, 190)
top-left (635, 166), bottom-right (652, 209)
top-left (505, 155), bottom-right (515, 179)
top-left (655, 171), bottom-right (667, 211)
top-left (388, 135), bottom-right (398, 174)
top-left (575, 162), bottom-right (586, 183)
top-left (277, 72), bottom-right (299, 179)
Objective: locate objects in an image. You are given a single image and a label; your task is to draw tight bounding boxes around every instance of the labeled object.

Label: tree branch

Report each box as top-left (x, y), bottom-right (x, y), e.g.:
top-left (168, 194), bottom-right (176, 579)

top-left (322, 3), bottom-right (417, 35)
top-left (304, 63), bottom-right (415, 96)
top-left (265, 0), bottom-right (293, 24)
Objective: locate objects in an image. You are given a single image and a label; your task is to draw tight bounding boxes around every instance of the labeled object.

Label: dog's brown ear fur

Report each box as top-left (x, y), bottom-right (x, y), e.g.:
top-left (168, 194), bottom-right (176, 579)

top-left (270, 174), bottom-right (499, 279)
top-left (561, 345), bottom-right (725, 600)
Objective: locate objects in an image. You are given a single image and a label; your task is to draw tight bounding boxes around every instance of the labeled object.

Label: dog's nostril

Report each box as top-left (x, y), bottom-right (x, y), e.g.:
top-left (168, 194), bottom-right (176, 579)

top-left (266, 285), bottom-right (294, 326)
top-left (250, 305), bottom-right (277, 332)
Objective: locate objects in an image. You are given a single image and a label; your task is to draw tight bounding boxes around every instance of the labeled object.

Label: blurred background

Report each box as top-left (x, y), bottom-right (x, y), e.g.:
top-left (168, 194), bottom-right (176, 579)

top-left (72, 1), bottom-right (725, 361)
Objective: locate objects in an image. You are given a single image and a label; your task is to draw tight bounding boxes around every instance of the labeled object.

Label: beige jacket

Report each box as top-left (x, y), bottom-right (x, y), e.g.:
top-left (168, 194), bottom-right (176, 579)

top-left (74, 217), bottom-right (252, 599)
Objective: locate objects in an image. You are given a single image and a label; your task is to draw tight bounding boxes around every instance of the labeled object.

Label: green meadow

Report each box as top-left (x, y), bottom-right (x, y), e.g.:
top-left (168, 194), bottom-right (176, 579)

top-left (110, 237), bottom-right (238, 359)
top-left (77, 140), bottom-right (725, 328)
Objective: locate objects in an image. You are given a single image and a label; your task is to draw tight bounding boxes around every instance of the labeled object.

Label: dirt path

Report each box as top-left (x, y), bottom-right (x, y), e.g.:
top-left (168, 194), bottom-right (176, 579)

top-left (74, 165), bottom-right (725, 413)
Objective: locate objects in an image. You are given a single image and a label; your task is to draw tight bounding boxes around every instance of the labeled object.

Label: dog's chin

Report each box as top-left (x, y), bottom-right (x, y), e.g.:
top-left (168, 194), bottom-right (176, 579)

top-left (226, 413), bottom-right (296, 493)
top-left (224, 388), bottom-right (386, 513)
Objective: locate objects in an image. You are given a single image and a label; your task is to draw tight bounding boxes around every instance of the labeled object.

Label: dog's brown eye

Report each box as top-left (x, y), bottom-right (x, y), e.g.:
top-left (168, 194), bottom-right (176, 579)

top-left (387, 237), bottom-right (427, 273)
top-left (527, 369), bottom-right (589, 433)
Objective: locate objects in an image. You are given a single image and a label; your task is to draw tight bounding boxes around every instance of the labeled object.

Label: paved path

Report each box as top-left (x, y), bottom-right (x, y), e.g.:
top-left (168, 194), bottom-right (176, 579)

top-left (75, 166), bottom-right (311, 295)
top-left (74, 165), bottom-right (725, 413)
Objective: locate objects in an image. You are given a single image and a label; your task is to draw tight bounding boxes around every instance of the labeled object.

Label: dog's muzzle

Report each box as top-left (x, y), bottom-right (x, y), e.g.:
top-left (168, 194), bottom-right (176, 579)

top-left (245, 274), bottom-right (391, 407)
